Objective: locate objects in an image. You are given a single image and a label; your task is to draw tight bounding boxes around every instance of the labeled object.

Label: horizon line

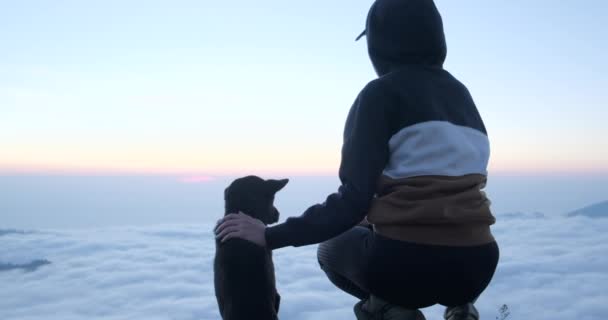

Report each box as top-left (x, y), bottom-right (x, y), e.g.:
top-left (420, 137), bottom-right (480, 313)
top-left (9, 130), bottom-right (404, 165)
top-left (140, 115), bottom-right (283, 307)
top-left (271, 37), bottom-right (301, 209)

top-left (2, 166), bottom-right (608, 177)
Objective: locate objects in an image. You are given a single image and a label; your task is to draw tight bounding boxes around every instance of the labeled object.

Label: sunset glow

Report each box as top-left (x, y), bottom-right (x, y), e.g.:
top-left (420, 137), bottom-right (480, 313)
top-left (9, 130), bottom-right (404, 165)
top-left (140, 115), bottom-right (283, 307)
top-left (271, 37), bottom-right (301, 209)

top-left (1, 1), bottom-right (606, 177)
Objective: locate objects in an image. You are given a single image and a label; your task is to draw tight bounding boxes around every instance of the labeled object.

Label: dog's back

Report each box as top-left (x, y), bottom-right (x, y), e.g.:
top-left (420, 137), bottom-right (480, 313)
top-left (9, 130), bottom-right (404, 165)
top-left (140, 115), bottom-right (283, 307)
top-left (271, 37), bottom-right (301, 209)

top-left (214, 239), bottom-right (279, 320)
top-left (214, 176), bottom-right (287, 320)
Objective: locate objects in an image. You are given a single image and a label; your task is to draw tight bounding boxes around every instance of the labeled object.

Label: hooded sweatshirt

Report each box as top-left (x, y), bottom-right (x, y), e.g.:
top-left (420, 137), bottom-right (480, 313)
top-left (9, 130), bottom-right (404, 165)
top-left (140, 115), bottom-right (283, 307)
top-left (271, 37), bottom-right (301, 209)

top-left (265, 0), bottom-right (495, 250)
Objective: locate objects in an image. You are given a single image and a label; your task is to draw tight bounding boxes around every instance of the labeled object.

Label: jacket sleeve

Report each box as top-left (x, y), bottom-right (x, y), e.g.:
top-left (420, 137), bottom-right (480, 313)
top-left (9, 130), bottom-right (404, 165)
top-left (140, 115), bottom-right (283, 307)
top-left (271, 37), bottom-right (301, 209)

top-left (265, 82), bottom-right (393, 249)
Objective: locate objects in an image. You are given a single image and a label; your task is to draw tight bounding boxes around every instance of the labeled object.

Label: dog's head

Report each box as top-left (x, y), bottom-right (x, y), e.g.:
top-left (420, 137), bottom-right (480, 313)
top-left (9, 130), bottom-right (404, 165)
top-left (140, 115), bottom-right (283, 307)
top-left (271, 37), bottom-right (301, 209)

top-left (224, 176), bottom-right (288, 225)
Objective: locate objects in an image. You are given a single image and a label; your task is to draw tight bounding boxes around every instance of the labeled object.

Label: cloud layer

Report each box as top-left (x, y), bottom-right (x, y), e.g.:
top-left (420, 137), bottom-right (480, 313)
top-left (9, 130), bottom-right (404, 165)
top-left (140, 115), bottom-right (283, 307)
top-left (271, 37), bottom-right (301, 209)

top-left (1, 214), bottom-right (606, 320)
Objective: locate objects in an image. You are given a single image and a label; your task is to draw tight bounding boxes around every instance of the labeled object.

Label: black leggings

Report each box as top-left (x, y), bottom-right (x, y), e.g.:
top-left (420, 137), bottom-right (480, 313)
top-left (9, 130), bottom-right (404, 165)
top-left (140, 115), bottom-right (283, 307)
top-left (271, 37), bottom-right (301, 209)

top-left (317, 226), bottom-right (499, 309)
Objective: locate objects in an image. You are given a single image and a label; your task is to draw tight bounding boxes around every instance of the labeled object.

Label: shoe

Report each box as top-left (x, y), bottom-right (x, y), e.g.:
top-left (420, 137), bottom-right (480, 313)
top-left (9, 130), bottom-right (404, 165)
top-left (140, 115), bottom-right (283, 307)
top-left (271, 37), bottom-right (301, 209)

top-left (354, 295), bottom-right (426, 320)
top-left (444, 303), bottom-right (479, 320)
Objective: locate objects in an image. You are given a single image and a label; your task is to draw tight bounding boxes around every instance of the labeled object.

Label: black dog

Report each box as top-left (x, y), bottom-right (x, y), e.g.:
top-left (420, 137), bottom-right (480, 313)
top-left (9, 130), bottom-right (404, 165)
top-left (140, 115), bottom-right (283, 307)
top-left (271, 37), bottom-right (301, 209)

top-left (214, 176), bottom-right (288, 320)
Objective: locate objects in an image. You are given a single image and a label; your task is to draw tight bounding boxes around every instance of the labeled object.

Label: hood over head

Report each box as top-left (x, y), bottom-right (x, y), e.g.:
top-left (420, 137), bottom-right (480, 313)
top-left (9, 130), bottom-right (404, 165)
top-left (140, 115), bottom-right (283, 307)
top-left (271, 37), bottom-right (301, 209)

top-left (358, 0), bottom-right (447, 75)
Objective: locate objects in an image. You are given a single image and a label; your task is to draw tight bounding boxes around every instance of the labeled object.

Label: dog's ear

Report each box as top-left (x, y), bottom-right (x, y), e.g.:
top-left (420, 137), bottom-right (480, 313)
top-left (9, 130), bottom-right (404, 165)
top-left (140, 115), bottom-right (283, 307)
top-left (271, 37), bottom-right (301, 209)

top-left (265, 179), bottom-right (289, 194)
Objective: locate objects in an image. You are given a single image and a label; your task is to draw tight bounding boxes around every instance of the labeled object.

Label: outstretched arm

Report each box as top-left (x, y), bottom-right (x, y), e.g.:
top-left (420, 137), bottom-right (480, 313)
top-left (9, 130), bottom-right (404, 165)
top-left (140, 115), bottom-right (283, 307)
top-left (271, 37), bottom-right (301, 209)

top-left (264, 82), bottom-right (393, 249)
top-left (216, 81), bottom-right (394, 249)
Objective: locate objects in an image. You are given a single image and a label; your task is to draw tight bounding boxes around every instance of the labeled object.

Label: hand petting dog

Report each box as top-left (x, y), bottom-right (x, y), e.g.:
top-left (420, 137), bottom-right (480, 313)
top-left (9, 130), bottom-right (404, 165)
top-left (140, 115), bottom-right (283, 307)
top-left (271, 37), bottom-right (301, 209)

top-left (215, 212), bottom-right (267, 247)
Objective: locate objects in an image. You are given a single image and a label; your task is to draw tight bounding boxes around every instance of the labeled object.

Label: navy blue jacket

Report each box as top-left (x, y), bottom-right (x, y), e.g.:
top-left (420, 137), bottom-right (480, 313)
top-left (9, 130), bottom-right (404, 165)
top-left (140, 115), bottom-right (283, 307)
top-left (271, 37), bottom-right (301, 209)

top-left (266, 0), bottom-right (495, 250)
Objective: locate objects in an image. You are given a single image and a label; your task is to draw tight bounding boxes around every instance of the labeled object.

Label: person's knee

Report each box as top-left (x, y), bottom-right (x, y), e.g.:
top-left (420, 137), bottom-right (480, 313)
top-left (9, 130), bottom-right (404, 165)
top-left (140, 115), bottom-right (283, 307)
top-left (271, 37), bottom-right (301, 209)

top-left (317, 239), bottom-right (346, 281)
top-left (316, 239), bottom-right (333, 269)
top-left (320, 262), bottom-right (370, 300)
top-left (316, 245), bottom-right (340, 284)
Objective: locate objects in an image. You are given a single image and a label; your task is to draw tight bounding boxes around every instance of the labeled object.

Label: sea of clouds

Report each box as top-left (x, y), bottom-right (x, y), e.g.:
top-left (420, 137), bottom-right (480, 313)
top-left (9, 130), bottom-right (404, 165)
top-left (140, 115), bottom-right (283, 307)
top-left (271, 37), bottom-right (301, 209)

top-left (1, 213), bottom-right (606, 320)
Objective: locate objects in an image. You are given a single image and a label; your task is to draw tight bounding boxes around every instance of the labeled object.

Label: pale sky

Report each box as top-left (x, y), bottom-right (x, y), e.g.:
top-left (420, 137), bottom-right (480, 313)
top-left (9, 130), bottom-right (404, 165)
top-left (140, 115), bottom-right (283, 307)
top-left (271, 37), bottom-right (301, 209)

top-left (1, 0), bottom-right (607, 175)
